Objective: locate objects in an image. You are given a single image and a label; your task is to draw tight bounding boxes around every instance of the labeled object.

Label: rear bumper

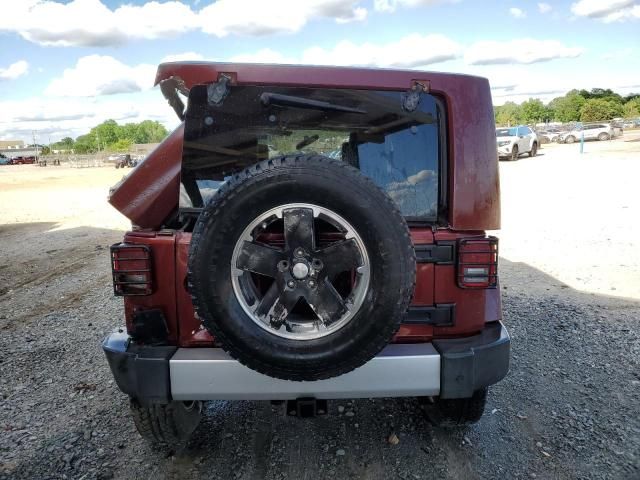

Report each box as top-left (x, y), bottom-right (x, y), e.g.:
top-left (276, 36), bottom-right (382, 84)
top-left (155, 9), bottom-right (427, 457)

top-left (103, 321), bottom-right (510, 403)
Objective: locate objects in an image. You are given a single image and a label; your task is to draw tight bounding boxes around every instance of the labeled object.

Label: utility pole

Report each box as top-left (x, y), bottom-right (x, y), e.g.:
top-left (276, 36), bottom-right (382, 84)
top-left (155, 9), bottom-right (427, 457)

top-left (32, 130), bottom-right (39, 163)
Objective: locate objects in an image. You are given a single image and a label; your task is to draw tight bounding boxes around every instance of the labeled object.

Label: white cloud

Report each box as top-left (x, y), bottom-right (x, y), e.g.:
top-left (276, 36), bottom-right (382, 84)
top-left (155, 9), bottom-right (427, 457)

top-left (0, 60), bottom-right (29, 80)
top-left (509, 7), bottom-right (526, 18)
top-left (0, 0), bottom-right (197, 47)
top-left (571, 0), bottom-right (640, 21)
top-left (487, 66), bottom-right (640, 105)
top-left (161, 52), bottom-right (205, 63)
top-left (0, 0), bottom-right (368, 46)
top-left (45, 55), bottom-right (156, 97)
top-left (538, 2), bottom-right (552, 13)
top-left (373, 0), bottom-right (456, 13)
top-left (601, 4), bottom-right (640, 21)
top-left (465, 39), bottom-right (583, 65)
top-left (229, 49), bottom-right (295, 64)
top-left (336, 6), bottom-right (367, 23)
top-left (198, 0), bottom-right (366, 37)
top-left (217, 34), bottom-right (461, 67)
top-left (300, 33), bottom-right (462, 67)
top-left (0, 93), bottom-right (179, 142)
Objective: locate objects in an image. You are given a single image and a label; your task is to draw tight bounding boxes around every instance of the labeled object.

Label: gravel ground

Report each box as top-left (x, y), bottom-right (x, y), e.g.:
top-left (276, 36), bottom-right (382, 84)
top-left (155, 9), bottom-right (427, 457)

top-left (1, 138), bottom-right (639, 480)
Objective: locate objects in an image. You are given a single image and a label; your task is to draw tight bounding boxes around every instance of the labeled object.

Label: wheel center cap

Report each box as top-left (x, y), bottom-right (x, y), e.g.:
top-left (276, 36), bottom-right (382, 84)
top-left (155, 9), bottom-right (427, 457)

top-left (291, 262), bottom-right (309, 279)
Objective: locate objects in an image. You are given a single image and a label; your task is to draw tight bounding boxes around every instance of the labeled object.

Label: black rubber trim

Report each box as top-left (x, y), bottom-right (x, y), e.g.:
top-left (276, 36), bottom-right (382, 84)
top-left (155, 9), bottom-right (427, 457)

top-left (414, 242), bottom-right (455, 264)
top-left (102, 330), bottom-right (176, 404)
top-left (433, 321), bottom-right (510, 399)
top-left (404, 304), bottom-right (455, 326)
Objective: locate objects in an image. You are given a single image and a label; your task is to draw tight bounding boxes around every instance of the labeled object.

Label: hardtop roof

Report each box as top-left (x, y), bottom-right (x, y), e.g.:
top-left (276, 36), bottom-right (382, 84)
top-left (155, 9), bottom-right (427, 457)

top-left (154, 61), bottom-right (488, 91)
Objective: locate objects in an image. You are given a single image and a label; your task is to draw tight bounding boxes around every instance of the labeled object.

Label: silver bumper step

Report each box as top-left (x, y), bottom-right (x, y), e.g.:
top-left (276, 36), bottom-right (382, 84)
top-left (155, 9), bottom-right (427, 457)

top-left (170, 343), bottom-right (441, 401)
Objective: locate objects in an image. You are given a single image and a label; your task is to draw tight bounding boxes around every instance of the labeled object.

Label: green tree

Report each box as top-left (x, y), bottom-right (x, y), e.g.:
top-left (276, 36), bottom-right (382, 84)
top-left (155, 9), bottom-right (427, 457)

top-left (60, 137), bottom-right (74, 148)
top-left (120, 123), bottom-right (140, 143)
top-left (580, 98), bottom-right (623, 122)
top-left (550, 91), bottom-right (585, 122)
top-left (111, 139), bottom-right (133, 152)
top-left (579, 88), bottom-right (624, 104)
top-left (521, 98), bottom-right (547, 123)
top-left (91, 120), bottom-right (120, 150)
top-left (134, 120), bottom-right (168, 144)
top-left (74, 134), bottom-right (97, 153)
top-left (622, 98), bottom-right (640, 119)
top-left (494, 102), bottom-right (522, 126)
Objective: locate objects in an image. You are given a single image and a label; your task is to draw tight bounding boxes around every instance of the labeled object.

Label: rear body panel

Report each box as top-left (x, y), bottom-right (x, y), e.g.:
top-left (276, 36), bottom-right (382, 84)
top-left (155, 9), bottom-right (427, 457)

top-left (122, 228), bottom-right (501, 347)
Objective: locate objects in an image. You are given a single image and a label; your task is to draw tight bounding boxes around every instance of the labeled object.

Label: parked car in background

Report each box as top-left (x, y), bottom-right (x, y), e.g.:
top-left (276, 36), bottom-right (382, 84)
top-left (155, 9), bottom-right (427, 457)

top-left (557, 124), bottom-right (614, 144)
top-left (496, 125), bottom-right (538, 161)
top-left (0, 154), bottom-right (9, 165)
top-left (114, 154), bottom-right (137, 169)
top-left (537, 128), bottom-right (562, 144)
top-left (9, 156), bottom-right (37, 165)
top-left (610, 122), bottom-right (624, 137)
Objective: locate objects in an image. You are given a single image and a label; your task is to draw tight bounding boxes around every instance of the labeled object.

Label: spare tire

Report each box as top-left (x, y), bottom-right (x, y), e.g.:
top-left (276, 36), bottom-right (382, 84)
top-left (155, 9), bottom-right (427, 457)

top-left (188, 154), bottom-right (415, 381)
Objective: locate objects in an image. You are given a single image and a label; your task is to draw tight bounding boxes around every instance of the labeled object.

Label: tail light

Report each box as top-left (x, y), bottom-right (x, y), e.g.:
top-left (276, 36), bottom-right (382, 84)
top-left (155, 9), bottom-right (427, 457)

top-left (111, 243), bottom-right (153, 296)
top-left (457, 237), bottom-right (498, 289)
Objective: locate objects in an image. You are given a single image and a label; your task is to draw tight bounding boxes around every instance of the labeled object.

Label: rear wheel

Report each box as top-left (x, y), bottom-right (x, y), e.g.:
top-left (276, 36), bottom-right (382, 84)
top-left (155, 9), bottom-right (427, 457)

top-left (597, 132), bottom-right (610, 141)
top-left (420, 388), bottom-right (488, 428)
top-left (188, 154), bottom-right (416, 381)
top-left (565, 135), bottom-right (576, 144)
top-left (129, 399), bottom-right (203, 450)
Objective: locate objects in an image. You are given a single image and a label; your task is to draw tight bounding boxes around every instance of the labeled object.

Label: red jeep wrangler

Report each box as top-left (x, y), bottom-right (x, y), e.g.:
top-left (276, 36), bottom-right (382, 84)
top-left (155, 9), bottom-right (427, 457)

top-left (103, 62), bottom-right (509, 449)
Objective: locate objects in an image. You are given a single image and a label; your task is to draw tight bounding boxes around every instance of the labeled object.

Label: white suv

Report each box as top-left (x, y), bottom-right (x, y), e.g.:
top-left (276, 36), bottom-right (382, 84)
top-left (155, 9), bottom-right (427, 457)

top-left (558, 124), bottom-right (614, 144)
top-left (496, 126), bottom-right (538, 161)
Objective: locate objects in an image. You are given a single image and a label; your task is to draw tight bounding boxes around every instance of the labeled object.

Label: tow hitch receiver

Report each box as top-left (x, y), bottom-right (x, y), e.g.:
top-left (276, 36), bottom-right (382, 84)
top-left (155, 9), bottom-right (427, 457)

top-left (286, 398), bottom-right (328, 417)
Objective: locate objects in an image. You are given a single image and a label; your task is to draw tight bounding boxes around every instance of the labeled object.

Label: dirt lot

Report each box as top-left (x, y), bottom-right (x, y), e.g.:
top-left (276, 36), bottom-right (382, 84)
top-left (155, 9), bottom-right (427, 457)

top-left (1, 136), bottom-right (639, 479)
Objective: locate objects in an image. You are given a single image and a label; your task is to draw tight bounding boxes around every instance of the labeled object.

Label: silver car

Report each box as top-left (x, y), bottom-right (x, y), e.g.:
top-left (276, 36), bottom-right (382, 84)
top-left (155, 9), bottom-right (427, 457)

top-left (558, 124), bottom-right (614, 143)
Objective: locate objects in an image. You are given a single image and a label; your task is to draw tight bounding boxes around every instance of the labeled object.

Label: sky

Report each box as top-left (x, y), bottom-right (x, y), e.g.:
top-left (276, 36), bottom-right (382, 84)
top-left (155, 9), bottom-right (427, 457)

top-left (0, 0), bottom-right (639, 143)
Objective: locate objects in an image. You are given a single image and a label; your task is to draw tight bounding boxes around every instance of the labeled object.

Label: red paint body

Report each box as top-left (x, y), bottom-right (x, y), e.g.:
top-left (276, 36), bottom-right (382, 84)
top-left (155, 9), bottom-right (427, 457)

top-left (110, 62), bottom-right (501, 347)
top-left (10, 156), bottom-right (36, 165)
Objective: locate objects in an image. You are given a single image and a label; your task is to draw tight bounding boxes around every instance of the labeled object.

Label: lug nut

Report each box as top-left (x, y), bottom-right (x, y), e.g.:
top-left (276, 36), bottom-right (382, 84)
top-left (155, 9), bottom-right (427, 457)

top-left (295, 249), bottom-right (305, 257)
top-left (287, 280), bottom-right (295, 288)
top-left (308, 279), bottom-right (316, 288)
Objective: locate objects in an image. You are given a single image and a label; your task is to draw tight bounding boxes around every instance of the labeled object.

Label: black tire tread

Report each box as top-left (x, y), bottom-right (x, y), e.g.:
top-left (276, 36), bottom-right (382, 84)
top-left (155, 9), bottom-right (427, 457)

top-left (188, 154), bottom-right (416, 381)
top-left (421, 388), bottom-right (488, 428)
top-left (129, 399), bottom-right (202, 450)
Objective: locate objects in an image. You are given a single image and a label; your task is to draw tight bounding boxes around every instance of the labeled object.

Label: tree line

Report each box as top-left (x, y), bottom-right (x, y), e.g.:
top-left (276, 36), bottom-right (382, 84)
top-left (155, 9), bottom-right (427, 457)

top-left (494, 88), bottom-right (640, 126)
top-left (47, 119), bottom-right (169, 154)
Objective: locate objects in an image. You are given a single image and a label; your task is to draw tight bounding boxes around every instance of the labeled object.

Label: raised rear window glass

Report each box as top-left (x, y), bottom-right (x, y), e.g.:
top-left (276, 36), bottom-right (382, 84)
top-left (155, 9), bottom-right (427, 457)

top-left (181, 85), bottom-right (444, 221)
